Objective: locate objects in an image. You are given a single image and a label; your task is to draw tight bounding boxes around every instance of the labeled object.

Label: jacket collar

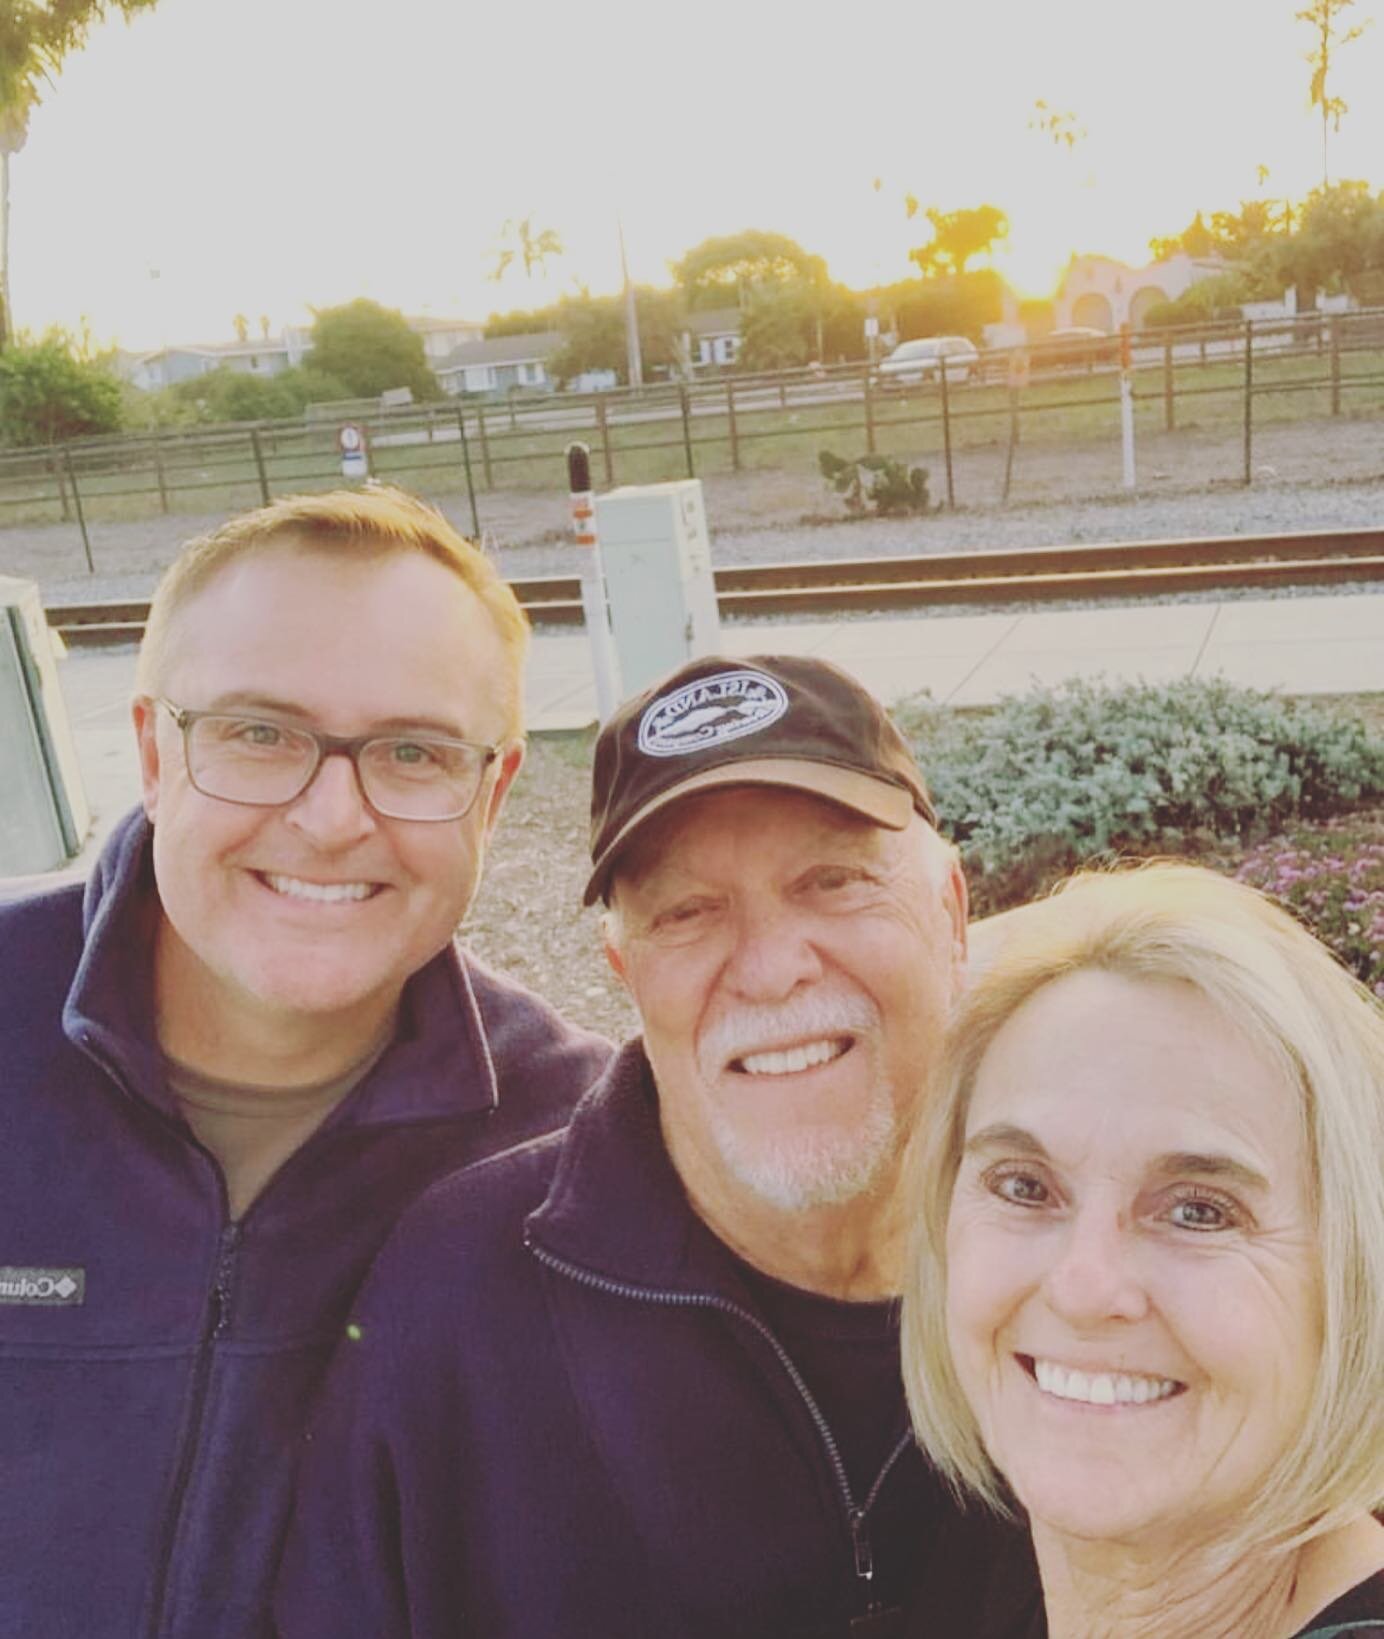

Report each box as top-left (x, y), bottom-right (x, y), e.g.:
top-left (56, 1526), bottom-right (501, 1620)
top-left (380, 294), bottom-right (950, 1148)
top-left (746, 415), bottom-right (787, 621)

top-left (64, 807), bottom-right (500, 1126)
top-left (525, 1039), bottom-right (760, 1304)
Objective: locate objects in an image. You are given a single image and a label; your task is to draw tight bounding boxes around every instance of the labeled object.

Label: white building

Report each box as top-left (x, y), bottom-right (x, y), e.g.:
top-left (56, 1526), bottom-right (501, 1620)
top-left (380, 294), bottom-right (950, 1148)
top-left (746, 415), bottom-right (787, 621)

top-left (1051, 252), bottom-right (1225, 332)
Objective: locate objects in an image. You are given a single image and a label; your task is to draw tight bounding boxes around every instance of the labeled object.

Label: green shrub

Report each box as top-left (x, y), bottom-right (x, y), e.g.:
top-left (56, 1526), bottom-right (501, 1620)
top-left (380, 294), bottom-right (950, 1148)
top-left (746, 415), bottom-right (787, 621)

top-left (897, 678), bottom-right (1384, 893)
top-left (818, 449), bottom-right (931, 515)
top-left (1234, 811), bottom-right (1384, 996)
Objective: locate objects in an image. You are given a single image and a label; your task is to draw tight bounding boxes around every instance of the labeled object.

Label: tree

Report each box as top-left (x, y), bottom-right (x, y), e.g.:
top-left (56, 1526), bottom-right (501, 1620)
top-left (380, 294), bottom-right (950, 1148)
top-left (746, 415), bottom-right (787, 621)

top-left (0, 0), bottom-right (162, 345)
top-left (305, 300), bottom-right (439, 401)
top-left (670, 230), bottom-right (827, 310)
top-left (1148, 210), bottom-right (1216, 263)
top-left (531, 288), bottom-right (685, 387)
top-left (1279, 179), bottom-right (1384, 296)
top-left (737, 286), bottom-right (815, 372)
top-left (908, 206), bottom-right (1008, 277)
top-left (0, 331), bottom-right (122, 445)
top-left (488, 216), bottom-right (564, 283)
top-left (1297, 0), bottom-right (1371, 185)
top-left (879, 269), bottom-right (1005, 343)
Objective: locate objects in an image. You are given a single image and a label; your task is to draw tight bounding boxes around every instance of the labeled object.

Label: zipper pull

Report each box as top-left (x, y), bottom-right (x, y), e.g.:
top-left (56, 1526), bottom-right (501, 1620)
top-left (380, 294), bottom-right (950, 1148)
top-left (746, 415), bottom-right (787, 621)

top-left (849, 1507), bottom-right (874, 1585)
top-left (211, 1223), bottom-right (239, 1338)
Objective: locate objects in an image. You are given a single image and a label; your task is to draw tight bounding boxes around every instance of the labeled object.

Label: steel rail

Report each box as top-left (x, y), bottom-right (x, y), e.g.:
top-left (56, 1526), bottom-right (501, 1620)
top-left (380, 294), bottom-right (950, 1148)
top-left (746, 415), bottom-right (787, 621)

top-left (44, 526), bottom-right (1384, 645)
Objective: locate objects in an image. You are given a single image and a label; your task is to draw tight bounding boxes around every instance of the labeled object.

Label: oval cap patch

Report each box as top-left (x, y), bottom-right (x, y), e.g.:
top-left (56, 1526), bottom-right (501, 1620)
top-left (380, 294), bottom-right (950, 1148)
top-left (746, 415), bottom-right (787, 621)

top-left (638, 669), bottom-right (789, 758)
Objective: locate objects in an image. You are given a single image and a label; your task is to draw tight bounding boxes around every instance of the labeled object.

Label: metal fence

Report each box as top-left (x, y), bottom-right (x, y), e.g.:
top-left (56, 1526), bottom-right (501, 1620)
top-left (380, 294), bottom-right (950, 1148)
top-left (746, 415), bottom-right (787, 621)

top-left (3, 308), bottom-right (1384, 578)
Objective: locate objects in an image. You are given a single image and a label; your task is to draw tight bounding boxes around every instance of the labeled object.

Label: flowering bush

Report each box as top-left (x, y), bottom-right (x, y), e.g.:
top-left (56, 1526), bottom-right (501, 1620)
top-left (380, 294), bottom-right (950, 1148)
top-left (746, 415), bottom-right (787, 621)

top-left (1233, 811), bottom-right (1384, 996)
top-left (897, 678), bottom-right (1384, 930)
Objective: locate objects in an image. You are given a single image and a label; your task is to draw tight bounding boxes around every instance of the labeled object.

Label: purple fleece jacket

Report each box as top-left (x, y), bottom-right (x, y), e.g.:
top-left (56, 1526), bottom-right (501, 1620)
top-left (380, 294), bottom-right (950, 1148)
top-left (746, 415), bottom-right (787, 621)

top-left (275, 1040), bottom-right (1039, 1639)
top-left (0, 809), bottom-right (611, 1639)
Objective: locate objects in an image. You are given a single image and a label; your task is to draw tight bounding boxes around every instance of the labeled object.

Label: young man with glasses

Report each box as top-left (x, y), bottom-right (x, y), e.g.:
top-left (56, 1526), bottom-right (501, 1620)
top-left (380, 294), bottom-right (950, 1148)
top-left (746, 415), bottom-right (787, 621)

top-left (0, 488), bottom-right (611, 1638)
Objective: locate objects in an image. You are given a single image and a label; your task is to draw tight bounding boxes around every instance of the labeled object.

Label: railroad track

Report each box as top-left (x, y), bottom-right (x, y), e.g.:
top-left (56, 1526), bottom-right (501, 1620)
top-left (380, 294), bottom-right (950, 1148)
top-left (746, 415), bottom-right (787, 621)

top-left (46, 526), bottom-right (1384, 646)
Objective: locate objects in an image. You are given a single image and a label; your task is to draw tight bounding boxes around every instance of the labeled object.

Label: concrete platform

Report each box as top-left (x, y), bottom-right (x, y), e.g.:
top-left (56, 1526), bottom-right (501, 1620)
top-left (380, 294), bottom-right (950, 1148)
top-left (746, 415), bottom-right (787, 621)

top-left (14, 587), bottom-right (1384, 881)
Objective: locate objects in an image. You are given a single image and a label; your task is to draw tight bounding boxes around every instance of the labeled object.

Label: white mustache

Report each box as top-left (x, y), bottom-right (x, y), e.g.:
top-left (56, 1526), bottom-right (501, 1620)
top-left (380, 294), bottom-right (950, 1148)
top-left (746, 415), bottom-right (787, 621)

top-left (698, 991), bottom-right (879, 1074)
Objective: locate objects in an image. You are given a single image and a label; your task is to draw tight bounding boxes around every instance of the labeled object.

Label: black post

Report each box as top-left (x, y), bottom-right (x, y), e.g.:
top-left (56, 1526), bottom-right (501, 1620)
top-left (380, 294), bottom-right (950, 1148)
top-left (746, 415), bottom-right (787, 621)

top-left (1163, 341), bottom-right (1175, 432)
top-left (937, 353), bottom-right (955, 508)
top-left (63, 447), bottom-right (94, 573)
top-left (50, 450), bottom-right (71, 521)
top-left (726, 380), bottom-right (740, 472)
top-left (476, 402), bottom-right (493, 489)
top-left (596, 397), bottom-right (614, 486)
top-left (1001, 386), bottom-right (1021, 504)
top-left (455, 409), bottom-right (480, 540)
top-left (152, 436), bottom-right (169, 513)
top-left (679, 384), bottom-right (694, 476)
top-left (1330, 316), bottom-right (1341, 415)
top-left (250, 427), bottom-right (271, 505)
top-left (1242, 319), bottom-right (1254, 486)
top-left (863, 365), bottom-right (876, 455)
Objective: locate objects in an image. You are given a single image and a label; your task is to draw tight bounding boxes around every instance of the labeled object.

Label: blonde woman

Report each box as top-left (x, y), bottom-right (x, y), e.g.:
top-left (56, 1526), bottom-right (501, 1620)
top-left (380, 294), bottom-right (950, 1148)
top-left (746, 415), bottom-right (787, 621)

top-left (902, 864), bottom-right (1384, 1639)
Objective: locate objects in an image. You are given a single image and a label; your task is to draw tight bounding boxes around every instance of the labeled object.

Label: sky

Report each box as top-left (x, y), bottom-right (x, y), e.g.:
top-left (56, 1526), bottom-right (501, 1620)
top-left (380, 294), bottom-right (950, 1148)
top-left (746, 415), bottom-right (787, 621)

top-left (10, 0), bottom-right (1384, 351)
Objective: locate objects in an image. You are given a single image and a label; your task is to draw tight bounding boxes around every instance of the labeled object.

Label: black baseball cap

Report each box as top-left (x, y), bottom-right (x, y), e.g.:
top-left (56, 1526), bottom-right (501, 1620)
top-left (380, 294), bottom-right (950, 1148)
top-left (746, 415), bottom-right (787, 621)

top-left (584, 653), bottom-right (938, 905)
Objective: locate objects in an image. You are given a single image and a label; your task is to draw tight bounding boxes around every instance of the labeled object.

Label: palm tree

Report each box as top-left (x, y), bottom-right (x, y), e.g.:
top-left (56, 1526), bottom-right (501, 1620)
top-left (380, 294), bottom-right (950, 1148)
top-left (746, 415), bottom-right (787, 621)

top-left (488, 216), bottom-right (564, 283)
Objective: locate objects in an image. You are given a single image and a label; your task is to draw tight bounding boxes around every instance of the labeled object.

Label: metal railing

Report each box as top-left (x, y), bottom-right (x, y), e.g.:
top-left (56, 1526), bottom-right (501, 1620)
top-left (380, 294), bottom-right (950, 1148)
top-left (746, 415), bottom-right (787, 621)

top-left (2, 308), bottom-right (1383, 575)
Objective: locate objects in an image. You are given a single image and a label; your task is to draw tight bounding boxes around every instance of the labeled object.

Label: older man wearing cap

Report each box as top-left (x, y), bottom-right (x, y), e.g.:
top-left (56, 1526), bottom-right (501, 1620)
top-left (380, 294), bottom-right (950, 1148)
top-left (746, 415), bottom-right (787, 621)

top-left (276, 655), bottom-right (1034, 1639)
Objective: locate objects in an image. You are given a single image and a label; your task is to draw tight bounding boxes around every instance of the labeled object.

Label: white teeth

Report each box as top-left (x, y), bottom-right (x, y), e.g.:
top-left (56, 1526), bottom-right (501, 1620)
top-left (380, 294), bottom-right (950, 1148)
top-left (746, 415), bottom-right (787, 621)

top-left (1031, 1358), bottom-right (1181, 1406)
top-left (738, 1038), bottom-right (846, 1076)
top-left (263, 874), bottom-right (376, 904)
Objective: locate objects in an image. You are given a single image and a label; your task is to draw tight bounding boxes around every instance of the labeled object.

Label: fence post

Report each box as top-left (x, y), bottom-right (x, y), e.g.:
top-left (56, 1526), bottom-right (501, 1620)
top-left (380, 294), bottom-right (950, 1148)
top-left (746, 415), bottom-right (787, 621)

top-left (508, 387), bottom-right (518, 432)
top-left (1242, 319), bottom-right (1254, 486)
top-left (151, 436), bottom-right (169, 513)
top-left (455, 409), bottom-right (481, 540)
top-left (50, 450), bottom-right (71, 521)
top-left (725, 379), bottom-right (740, 472)
top-left (679, 384), bottom-right (695, 477)
top-left (476, 402), bottom-right (493, 489)
top-left (1163, 341), bottom-right (1175, 432)
top-left (249, 427), bottom-right (271, 505)
top-left (596, 396), bottom-right (614, 486)
top-left (1330, 316), bottom-right (1341, 415)
top-left (937, 356), bottom-right (955, 508)
top-left (863, 366), bottom-right (876, 455)
top-left (62, 447), bottom-right (95, 573)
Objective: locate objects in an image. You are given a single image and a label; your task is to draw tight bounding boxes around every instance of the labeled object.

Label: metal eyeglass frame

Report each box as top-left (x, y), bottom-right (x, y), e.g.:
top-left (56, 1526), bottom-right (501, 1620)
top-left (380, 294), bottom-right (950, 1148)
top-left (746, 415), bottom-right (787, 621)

top-left (155, 697), bottom-right (501, 822)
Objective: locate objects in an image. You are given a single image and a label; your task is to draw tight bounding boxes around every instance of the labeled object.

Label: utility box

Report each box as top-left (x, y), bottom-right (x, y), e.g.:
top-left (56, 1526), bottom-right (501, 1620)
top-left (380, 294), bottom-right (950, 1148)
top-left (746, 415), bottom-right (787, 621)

top-left (595, 480), bottom-right (721, 698)
top-left (0, 577), bottom-right (90, 877)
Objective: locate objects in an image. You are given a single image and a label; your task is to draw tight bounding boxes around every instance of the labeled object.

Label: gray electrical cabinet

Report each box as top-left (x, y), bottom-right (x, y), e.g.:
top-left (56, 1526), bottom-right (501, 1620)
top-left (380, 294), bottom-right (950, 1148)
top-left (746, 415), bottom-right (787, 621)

top-left (0, 576), bottom-right (90, 876)
top-left (595, 480), bottom-right (722, 698)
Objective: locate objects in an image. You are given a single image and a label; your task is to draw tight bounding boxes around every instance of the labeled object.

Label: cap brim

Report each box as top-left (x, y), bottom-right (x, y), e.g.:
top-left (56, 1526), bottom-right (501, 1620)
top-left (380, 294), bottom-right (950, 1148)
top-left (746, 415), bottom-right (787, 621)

top-left (583, 758), bottom-right (916, 906)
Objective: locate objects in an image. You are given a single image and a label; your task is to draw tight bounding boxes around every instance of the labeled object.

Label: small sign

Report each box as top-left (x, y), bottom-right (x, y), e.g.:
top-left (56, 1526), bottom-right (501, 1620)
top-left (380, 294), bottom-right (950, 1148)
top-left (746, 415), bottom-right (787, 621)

top-left (863, 316), bottom-right (880, 339)
top-left (338, 422), bottom-right (369, 480)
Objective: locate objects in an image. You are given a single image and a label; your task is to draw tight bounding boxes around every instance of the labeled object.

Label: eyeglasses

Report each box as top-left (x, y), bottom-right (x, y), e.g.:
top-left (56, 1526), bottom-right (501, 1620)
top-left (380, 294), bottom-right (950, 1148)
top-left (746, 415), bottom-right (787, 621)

top-left (155, 698), bottom-right (501, 822)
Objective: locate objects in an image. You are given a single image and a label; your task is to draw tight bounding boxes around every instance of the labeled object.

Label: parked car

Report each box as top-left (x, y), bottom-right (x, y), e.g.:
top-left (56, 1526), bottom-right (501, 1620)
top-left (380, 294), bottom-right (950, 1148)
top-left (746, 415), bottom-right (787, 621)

top-left (1031, 326), bottom-right (1121, 371)
top-left (877, 335), bottom-right (979, 386)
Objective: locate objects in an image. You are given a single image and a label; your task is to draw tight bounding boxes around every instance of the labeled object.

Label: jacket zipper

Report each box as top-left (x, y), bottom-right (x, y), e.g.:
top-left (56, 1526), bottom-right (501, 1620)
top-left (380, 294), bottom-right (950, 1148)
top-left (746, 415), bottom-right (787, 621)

top-left (73, 1032), bottom-right (246, 1639)
top-left (526, 1236), bottom-right (911, 1615)
top-left (142, 1220), bottom-right (240, 1639)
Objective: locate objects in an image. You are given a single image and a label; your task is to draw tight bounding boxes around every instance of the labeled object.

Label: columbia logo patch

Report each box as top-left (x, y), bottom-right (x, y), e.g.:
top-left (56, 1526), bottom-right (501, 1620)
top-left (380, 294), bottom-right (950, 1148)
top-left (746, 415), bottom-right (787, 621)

top-left (638, 670), bottom-right (788, 758)
top-left (0, 1267), bottom-right (85, 1306)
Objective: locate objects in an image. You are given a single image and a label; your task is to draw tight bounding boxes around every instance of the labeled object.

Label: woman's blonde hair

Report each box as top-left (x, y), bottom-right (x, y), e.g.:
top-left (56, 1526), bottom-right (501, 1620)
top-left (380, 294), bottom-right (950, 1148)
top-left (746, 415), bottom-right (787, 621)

top-left (136, 486), bottom-right (530, 734)
top-left (901, 861), bottom-right (1384, 1555)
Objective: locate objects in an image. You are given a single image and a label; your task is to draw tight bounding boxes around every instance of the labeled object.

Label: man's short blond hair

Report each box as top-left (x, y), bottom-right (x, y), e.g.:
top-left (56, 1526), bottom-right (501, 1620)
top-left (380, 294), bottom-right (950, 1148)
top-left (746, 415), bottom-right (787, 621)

top-left (900, 862), bottom-right (1384, 1560)
top-left (136, 487), bottom-right (530, 734)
